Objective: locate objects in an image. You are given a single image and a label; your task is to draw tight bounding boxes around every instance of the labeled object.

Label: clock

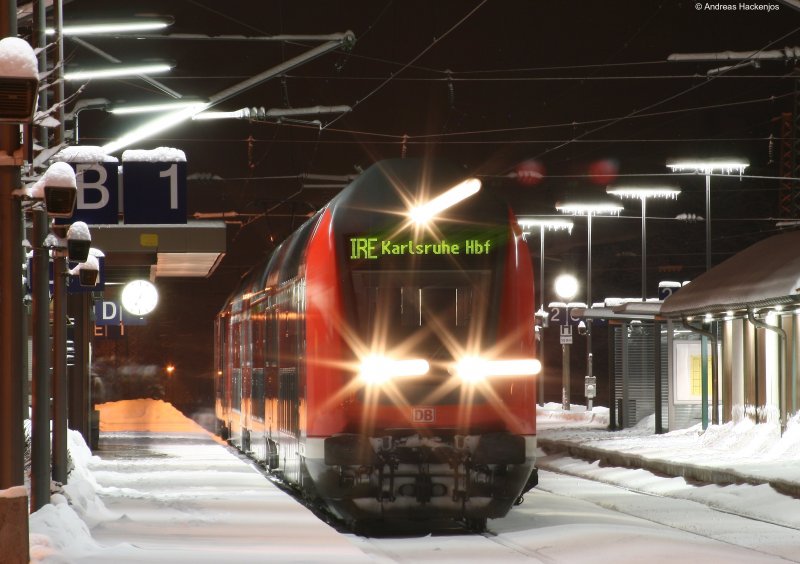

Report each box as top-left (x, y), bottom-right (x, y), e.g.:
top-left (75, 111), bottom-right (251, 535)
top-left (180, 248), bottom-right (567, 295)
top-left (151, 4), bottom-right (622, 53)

top-left (121, 279), bottom-right (159, 316)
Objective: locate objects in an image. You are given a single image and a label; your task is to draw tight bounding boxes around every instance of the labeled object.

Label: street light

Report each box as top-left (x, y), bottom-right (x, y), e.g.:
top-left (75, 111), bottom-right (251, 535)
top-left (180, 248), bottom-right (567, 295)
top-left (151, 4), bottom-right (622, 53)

top-left (518, 218), bottom-right (574, 406)
top-left (550, 274), bottom-right (582, 411)
top-left (666, 160), bottom-right (748, 271)
top-left (606, 186), bottom-right (681, 301)
top-left (556, 200), bottom-right (624, 411)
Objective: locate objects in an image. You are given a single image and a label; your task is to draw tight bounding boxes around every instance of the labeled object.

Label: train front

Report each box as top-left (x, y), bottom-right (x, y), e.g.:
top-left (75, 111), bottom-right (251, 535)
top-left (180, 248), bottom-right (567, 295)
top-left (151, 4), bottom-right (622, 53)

top-left (304, 159), bottom-right (539, 529)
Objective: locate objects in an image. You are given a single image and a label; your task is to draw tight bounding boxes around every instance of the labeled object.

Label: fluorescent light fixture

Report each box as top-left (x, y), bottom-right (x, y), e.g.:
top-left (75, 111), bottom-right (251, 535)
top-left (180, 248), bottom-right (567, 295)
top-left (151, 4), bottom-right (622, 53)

top-left (47, 21), bottom-right (171, 36)
top-left (65, 63), bottom-right (172, 82)
top-left (110, 101), bottom-right (205, 115)
top-left (666, 160), bottom-right (749, 175)
top-left (409, 178), bottom-right (481, 224)
top-left (102, 102), bottom-right (210, 154)
top-left (607, 186), bottom-right (681, 199)
top-left (192, 110), bottom-right (243, 121)
top-left (555, 201), bottom-right (624, 216)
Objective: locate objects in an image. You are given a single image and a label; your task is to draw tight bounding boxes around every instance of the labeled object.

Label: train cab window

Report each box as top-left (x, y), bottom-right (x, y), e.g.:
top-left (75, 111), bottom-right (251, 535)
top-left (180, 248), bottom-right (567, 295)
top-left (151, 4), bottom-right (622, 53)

top-left (352, 270), bottom-right (489, 347)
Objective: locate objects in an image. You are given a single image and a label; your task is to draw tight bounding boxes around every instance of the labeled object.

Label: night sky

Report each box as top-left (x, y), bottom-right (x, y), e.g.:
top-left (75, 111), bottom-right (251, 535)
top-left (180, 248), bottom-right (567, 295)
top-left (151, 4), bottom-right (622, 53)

top-left (25, 1), bottom-right (799, 409)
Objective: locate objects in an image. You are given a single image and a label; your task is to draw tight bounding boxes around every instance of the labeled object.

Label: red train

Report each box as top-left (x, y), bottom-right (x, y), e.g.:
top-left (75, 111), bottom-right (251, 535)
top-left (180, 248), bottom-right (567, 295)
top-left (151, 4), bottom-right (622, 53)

top-left (214, 159), bottom-right (539, 530)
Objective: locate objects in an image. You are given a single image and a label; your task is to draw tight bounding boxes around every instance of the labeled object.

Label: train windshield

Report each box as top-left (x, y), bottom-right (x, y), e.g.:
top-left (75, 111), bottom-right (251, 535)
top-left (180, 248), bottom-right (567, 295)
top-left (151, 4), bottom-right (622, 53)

top-left (351, 270), bottom-right (491, 361)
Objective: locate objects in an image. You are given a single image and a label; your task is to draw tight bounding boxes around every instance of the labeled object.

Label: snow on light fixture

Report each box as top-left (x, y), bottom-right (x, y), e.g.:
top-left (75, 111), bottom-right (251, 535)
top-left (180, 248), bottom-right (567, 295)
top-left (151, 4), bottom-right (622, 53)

top-left (666, 160), bottom-right (749, 176)
top-left (555, 201), bottom-right (624, 216)
top-left (517, 217), bottom-right (574, 233)
top-left (409, 178), bottom-right (481, 224)
top-left (65, 63), bottom-right (173, 82)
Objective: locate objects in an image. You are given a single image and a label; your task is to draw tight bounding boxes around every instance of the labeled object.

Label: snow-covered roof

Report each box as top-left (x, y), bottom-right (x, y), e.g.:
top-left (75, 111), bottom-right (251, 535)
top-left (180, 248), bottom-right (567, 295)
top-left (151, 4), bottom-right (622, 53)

top-left (121, 147), bottom-right (186, 163)
top-left (661, 230), bottom-right (800, 317)
top-left (0, 37), bottom-right (38, 78)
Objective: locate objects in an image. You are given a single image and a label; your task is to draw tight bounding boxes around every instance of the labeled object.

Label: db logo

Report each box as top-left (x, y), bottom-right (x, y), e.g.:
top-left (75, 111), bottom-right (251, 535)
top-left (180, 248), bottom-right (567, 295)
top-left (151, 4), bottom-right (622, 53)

top-left (412, 407), bottom-right (436, 423)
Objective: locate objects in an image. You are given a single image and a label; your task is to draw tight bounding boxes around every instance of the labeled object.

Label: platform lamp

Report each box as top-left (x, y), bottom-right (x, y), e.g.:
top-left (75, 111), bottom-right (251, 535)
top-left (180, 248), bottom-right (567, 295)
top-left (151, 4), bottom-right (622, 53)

top-left (556, 200), bottom-right (624, 411)
top-left (517, 217), bottom-right (574, 406)
top-left (0, 36), bottom-right (40, 492)
top-left (606, 186), bottom-right (681, 301)
top-left (666, 160), bottom-right (748, 272)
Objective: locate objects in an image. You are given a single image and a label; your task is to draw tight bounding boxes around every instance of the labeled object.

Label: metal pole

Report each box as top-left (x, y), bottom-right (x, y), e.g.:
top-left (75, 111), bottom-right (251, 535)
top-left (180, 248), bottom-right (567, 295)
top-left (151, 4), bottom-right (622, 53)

top-left (705, 174), bottom-right (711, 272)
top-left (586, 214), bottom-right (593, 387)
top-left (654, 320), bottom-right (663, 434)
top-left (562, 343), bottom-right (570, 410)
top-left (701, 334), bottom-right (709, 430)
top-left (0, 0), bottom-right (26, 490)
top-left (68, 291), bottom-right (91, 444)
top-left (641, 198), bottom-right (647, 301)
top-left (31, 207), bottom-right (51, 510)
top-left (538, 225), bottom-right (545, 406)
top-left (622, 321), bottom-right (629, 428)
top-left (52, 253), bottom-right (69, 484)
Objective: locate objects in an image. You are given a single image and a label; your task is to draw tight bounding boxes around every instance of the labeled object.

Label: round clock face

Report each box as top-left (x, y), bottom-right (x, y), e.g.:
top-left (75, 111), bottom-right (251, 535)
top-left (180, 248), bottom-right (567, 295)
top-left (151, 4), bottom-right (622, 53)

top-left (121, 280), bottom-right (159, 316)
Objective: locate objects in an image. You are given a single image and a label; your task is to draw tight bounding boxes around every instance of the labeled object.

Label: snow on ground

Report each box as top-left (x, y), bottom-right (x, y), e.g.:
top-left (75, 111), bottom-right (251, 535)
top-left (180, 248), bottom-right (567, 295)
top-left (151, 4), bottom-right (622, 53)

top-left (21, 400), bottom-right (800, 562)
top-left (536, 402), bottom-right (800, 529)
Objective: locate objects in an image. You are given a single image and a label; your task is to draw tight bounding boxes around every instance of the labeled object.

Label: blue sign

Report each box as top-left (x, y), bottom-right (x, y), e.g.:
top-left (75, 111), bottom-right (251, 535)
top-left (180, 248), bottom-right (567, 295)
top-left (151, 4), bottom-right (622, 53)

top-left (94, 299), bottom-right (146, 326)
top-left (122, 161), bottom-right (187, 224)
top-left (56, 162), bottom-right (119, 225)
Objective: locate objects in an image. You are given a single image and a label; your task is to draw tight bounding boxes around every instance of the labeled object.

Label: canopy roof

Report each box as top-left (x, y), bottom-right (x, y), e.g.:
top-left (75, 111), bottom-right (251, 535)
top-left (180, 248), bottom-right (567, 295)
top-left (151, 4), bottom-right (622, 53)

top-left (660, 230), bottom-right (800, 317)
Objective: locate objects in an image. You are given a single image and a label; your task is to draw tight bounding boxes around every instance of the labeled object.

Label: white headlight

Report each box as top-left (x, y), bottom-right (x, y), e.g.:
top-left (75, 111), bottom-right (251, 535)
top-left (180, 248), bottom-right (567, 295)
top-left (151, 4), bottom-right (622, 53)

top-left (454, 357), bottom-right (541, 383)
top-left (359, 356), bottom-right (429, 385)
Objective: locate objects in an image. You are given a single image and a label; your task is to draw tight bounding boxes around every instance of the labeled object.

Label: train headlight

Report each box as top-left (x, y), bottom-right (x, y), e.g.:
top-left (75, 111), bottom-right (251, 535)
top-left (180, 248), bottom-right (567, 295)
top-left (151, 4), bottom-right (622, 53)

top-left (454, 357), bottom-right (542, 383)
top-left (358, 355), bottom-right (430, 385)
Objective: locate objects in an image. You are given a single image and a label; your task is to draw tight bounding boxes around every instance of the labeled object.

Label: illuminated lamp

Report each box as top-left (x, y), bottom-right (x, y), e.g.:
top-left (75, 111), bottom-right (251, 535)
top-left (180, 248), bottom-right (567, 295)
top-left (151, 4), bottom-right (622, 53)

top-left (409, 178), bottom-right (481, 224)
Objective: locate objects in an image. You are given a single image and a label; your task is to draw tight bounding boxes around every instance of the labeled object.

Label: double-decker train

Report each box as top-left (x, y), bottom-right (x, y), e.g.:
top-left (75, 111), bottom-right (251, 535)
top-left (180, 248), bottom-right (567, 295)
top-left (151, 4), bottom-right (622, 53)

top-left (214, 159), bottom-right (539, 530)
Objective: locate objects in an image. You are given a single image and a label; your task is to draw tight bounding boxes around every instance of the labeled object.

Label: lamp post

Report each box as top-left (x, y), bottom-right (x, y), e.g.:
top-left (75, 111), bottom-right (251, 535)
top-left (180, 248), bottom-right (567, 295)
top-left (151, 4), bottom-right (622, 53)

top-left (518, 218), bottom-right (574, 406)
top-left (556, 200), bottom-right (624, 410)
top-left (551, 274), bottom-right (581, 410)
top-left (666, 160), bottom-right (748, 272)
top-left (606, 186), bottom-right (681, 301)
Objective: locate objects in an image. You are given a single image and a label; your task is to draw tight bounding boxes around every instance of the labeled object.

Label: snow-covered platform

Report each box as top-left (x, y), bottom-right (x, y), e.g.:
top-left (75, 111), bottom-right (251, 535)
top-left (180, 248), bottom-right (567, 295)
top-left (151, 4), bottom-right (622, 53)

top-left (537, 403), bottom-right (800, 497)
top-left (29, 400), bottom-right (373, 563)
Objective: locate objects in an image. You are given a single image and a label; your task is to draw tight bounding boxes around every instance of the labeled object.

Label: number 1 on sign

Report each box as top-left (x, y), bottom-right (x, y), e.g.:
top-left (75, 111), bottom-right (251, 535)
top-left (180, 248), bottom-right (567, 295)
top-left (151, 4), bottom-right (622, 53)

top-left (160, 164), bottom-right (179, 209)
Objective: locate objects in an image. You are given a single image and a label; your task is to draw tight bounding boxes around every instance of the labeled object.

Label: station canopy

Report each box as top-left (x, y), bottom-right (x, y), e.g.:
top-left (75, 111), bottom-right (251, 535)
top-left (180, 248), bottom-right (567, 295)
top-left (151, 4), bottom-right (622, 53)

top-left (660, 229), bottom-right (800, 318)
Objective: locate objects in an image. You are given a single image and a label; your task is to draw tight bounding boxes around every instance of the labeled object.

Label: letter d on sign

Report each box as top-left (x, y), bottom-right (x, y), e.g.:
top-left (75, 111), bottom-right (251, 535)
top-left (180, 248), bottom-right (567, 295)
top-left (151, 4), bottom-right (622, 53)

top-left (102, 301), bottom-right (118, 321)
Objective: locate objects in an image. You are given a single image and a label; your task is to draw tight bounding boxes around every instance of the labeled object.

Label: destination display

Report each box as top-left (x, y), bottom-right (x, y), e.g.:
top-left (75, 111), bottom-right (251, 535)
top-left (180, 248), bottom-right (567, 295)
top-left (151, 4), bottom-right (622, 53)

top-left (349, 236), bottom-right (494, 260)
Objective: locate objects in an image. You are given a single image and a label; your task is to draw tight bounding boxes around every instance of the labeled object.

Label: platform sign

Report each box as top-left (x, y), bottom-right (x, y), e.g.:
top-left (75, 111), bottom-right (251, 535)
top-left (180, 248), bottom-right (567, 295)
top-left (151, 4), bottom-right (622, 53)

top-left (549, 304), bottom-right (583, 326)
top-left (122, 161), bottom-right (187, 224)
top-left (56, 162), bottom-right (119, 225)
top-left (94, 299), bottom-right (146, 326)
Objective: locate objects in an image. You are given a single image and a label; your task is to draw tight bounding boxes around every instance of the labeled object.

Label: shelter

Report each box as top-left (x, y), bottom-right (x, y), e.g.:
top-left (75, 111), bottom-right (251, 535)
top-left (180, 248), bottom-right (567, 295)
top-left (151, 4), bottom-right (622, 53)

top-left (660, 229), bottom-right (800, 430)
